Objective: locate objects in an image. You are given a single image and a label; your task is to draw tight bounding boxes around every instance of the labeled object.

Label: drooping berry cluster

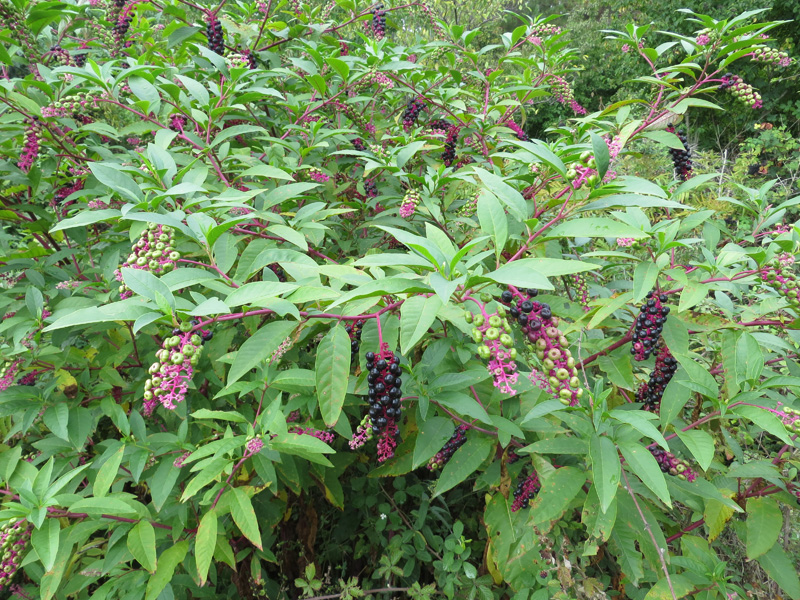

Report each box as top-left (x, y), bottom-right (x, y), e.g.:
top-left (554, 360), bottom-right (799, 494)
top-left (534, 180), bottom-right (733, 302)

top-left (399, 189), bottom-right (421, 218)
top-left (308, 168), bottom-right (330, 183)
top-left (529, 22), bottom-right (561, 37)
top-left (289, 426), bottom-right (335, 444)
top-left (365, 3), bottom-right (387, 39)
top-left (116, 224), bottom-right (179, 299)
top-left (41, 92), bottom-right (105, 118)
top-left (0, 360), bottom-right (22, 393)
top-left (428, 118), bottom-right (449, 134)
top-left (113, 12), bottom-right (133, 45)
top-left (364, 178), bottom-right (378, 198)
top-left (0, 520), bottom-right (31, 591)
top-left (269, 263), bottom-right (287, 282)
top-left (549, 75), bottom-right (587, 115)
top-left (142, 321), bottom-right (210, 415)
top-left (205, 14), bottom-right (225, 55)
top-left (402, 98), bottom-right (426, 130)
top-left (458, 190), bottom-right (480, 219)
top-left (505, 120), bottom-right (528, 141)
top-left (636, 344), bottom-right (678, 412)
top-left (719, 73), bottom-right (762, 109)
top-left (428, 424), bottom-right (468, 470)
top-left (352, 138), bottom-right (366, 151)
top-left (349, 414), bottom-right (375, 449)
top-left (759, 253), bottom-right (799, 308)
top-left (345, 319), bottom-right (364, 360)
top-left (750, 45), bottom-right (793, 67)
top-left (572, 273), bottom-right (590, 312)
top-left (18, 117), bottom-right (40, 173)
top-left (500, 288), bottom-right (584, 406)
top-left (467, 308), bottom-right (518, 395)
top-left (650, 447), bottom-right (697, 482)
top-left (569, 149), bottom-right (602, 188)
top-left (442, 125), bottom-right (459, 166)
top-left (694, 27), bottom-right (715, 46)
top-left (666, 126), bottom-right (692, 181)
top-left (511, 470), bottom-right (541, 511)
top-left (365, 348), bottom-right (403, 461)
top-left (776, 406), bottom-right (800, 434)
top-left (631, 291), bottom-right (670, 361)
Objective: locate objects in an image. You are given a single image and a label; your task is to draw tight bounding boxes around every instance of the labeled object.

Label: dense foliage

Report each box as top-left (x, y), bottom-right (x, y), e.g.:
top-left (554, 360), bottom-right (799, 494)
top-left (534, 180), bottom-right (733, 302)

top-left (1, 1), bottom-right (800, 599)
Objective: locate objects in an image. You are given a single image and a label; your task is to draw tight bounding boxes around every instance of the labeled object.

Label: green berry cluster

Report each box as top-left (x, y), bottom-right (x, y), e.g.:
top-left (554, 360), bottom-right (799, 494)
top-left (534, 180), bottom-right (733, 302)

top-left (466, 310), bottom-right (517, 362)
top-left (760, 254), bottom-right (799, 308)
top-left (117, 223), bottom-right (179, 299)
top-left (751, 45), bottom-right (793, 67)
top-left (0, 520), bottom-right (31, 590)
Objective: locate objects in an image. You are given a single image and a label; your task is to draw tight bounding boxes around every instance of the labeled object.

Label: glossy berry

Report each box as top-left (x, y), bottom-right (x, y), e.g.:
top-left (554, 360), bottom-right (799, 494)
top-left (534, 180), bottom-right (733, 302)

top-left (631, 290), bottom-right (670, 361)
top-left (637, 344), bottom-right (678, 412)
top-left (428, 424), bottom-right (468, 470)
top-left (511, 471), bottom-right (541, 511)
top-left (650, 447), bottom-right (698, 481)
top-left (666, 126), bottom-right (692, 182)
top-left (363, 346), bottom-right (403, 461)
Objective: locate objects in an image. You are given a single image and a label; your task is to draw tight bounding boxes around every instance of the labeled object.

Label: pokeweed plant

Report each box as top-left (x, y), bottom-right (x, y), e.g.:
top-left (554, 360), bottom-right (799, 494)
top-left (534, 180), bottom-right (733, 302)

top-left (0, 1), bottom-right (799, 599)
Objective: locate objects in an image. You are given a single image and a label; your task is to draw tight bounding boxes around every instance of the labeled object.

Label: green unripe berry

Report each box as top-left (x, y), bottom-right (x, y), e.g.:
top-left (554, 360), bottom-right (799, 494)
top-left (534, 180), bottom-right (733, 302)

top-left (500, 333), bottom-right (514, 347)
top-left (485, 327), bottom-right (500, 341)
top-left (488, 315), bottom-right (502, 327)
top-left (171, 352), bottom-right (184, 364)
top-left (478, 345), bottom-right (492, 360)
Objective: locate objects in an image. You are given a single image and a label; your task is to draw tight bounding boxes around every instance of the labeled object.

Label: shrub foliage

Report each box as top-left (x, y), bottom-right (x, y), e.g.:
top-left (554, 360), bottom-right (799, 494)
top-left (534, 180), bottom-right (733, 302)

top-left (0, 1), bottom-right (799, 599)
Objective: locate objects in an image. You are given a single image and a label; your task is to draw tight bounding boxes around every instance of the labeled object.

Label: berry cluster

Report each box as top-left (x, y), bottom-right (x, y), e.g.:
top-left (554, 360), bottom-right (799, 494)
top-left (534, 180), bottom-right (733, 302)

top-left (467, 308), bottom-right (518, 395)
top-left (505, 120), bottom-right (528, 141)
top-left (349, 414), bottom-right (375, 449)
top-left (719, 73), bottom-right (762, 109)
top-left (511, 471), bottom-right (541, 511)
top-left (365, 3), bottom-right (387, 39)
top-left (529, 23), bottom-right (561, 37)
top-left (352, 138), bottom-right (366, 151)
top-left (457, 190), bottom-right (480, 219)
top-left (428, 118), bottom-right (449, 134)
top-left (636, 344), bottom-right (678, 412)
top-left (308, 167), bottom-right (330, 183)
top-left (572, 273), bottom-right (590, 312)
top-left (650, 447), bottom-right (697, 482)
top-left (564, 150), bottom-right (600, 189)
top-left (442, 125), bottom-right (459, 166)
top-left (775, 405), bottom-right (800, 434)
top-left (365, 348), bottom-right (403, 461)
top-left (631, 291), bottom-right (670, 361)
top-left (695, 28), bottom-right (714, 46)
top-left (205, 14), bottom-right (224, 55)
top-left (428, 424), bottom-right (468, 470)
top-left (18, 117), bottom-right (40, 173)
top-left (345, 319), bottom-right (364, 359)
top-left (549, 75), bottom-right (587, 115)
top-left (0, 520), bottom-right (31, 591)
top-left (116, 224), bottom-right (179, 300)
top-left (500, 288), bottom-right (584, 406)
top-left (750, 45), bottom-right (793, 67)
top-left (113, 12), bottom-right (133, 45)
top-left (399, 189), bottom-right (421, 218)
top-left (0, 360), bottom-right (22, 393)
top-left (41, 92), bottom-right (104, 118)
top-left (759, 254), bottom-right (799, 308)
top-left (402, 98), bottom-right (426, 130)
top-left (364, 178), bottom-right (378, 198)
top-left (417, 1), bottom-right (444, 39)
top-left (269, 263), bottom-right (287, 282)
top-left (289, 426), bottom-right (335, 444)
top-left (666, 126), bottom-right (692, 181)
top-left (142, 321), bottom-right (210, 415)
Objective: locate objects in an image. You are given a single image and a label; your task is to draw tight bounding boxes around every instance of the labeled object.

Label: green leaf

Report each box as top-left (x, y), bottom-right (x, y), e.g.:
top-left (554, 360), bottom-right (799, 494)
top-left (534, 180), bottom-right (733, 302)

top-left (229, 487), bottom-right (263, 549)
top-left (128, 520), bottom-right (157, 573)
top-left (643, 575), bottom-right (695, 600)
top-left (395, 140), bottom-right (426, 169)
top-left (472, 168), bottom-right (527, 220)
top-left (433, 436), bottom-right (494, 497)
top-left (483, 262), bottom-right (553, 290)
top-left (315, 324), bottom-right (351, 427)
top-left (120, 268), bottom-right (175, 310)
top-left (413, 417), bottom-right (455, 469)
top-left (660, 378), bottom-right (691, 428)
top-left (145, 541), bottom-right (188, 600)
top-left (94, 444), bottom-right (125, 497)
top-left (89, 163), bottom-right (143, 202)
top-left (191, 409), bottom-right (249, 423)
top-left (730, 404), bottom-right (791, 445)
top-left (640, 130), bottom-right (686, 150)
top-left (227, 320), bottom-right (297, 386)
top-left (609, 410), bottom-right (668, 449)
top-left (68, 496), bottom-right (138, 516)
top-left (675, 429), bottom-right (714, 470)
top-left (477, 191), bottom-right (508, 258)
top-left (590, 434), bottom-right (620, 513)
top-left (529, 466), bottom-right (586, 525)
top-left (618, 441), bottom-right (671, 507)
top-left (547, 218), bottom-right (648, 240)
top-left (598, 352), bottom-right (635, 390)
top-left (31, 518), bottom-right (60, 572)
top-left (48, 209), bottom-right (120, 232)
top-left (736, 332), bottom-right (764, 384)
top-left (43, 299), bottom-right (154, 331)
top-left (400, 295), bottom-right (442, 355)
top-left (757, 543), bottom-right (800, 599)
top-left (633, 261), bottom-right (660, 303)
top-left (196, 509), bottom-right (217, 584)
top-left (590, 132), bottom-right (610, 179)
top-left (225, 281), bottom-right (298, 308)
top-left (746, 497), bottom-right (782, 560)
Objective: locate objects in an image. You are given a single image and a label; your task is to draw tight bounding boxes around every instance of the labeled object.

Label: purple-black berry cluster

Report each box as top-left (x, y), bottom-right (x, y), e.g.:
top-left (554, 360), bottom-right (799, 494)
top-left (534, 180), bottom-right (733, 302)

top-left (367, 3), bottom-right (387, 39)
top-left (631, 291), bottom-right (670, 361)
top-left (402, 98), bottom-right (426, 130)
top-left (205, 14), bottom-right (225, 55)
top-left (442, 125), bottom-right (459, 166)
top-left (428, 424), bottom-right (468, 470)
top-left (666, 126), bottom-right (692, 181)
top-left (636, 344), bottom-right (677, 412)
top-left (650, 447), bottom-right (697, 481)
top-left (366, 350), bottom-right (403, 435)
top-left (511, 471), bottom-right (541, 511)
top-left (346, 319), bottom-right (364, 360)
